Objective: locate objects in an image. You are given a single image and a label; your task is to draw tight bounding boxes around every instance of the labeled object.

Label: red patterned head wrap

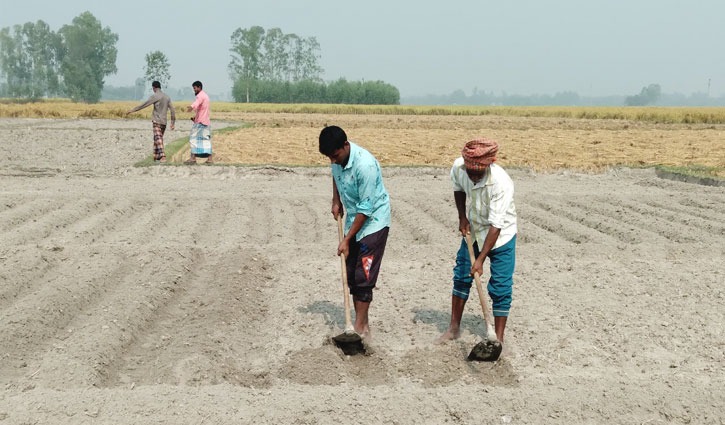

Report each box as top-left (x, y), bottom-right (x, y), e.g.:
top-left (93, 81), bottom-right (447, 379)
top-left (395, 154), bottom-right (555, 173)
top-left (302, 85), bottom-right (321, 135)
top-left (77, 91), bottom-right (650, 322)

top-left (462, 138), bottom-right (498, 171)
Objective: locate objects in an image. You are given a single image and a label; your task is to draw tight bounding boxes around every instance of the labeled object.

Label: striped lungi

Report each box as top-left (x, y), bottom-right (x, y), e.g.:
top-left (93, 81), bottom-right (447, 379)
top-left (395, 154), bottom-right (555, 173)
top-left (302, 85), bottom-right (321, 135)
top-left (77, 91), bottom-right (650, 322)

top-left (152, 123), bottom-right (166, 160)
top-left (189, 123), bottom-right (212, 155)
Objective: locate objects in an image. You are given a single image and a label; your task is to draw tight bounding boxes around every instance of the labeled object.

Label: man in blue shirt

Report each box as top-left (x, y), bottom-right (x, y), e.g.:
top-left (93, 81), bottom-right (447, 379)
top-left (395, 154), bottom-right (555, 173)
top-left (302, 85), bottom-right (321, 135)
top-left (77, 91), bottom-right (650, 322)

top-left (319, 125), bottom-right (391, 340)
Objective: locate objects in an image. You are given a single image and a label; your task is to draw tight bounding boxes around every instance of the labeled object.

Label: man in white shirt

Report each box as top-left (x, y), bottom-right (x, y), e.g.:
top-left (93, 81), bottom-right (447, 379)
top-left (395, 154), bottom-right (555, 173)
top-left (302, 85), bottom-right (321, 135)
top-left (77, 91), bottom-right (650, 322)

top-left (437, 138), bottom-right (518, 348)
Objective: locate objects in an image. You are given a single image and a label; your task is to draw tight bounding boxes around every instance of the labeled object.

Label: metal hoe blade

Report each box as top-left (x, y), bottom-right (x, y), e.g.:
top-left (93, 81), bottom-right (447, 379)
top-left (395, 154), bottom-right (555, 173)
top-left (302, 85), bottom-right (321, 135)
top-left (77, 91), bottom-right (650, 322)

top-left (332, 332), bottom-right (365, 356)
top-left (467, 340), bottom-right (503, 362)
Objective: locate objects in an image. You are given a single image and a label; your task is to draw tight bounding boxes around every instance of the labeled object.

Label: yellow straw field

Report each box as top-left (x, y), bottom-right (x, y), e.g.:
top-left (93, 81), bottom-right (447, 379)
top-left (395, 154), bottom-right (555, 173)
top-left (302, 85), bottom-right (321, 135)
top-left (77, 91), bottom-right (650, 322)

top-left (2, 100), bottom-right (723, 176)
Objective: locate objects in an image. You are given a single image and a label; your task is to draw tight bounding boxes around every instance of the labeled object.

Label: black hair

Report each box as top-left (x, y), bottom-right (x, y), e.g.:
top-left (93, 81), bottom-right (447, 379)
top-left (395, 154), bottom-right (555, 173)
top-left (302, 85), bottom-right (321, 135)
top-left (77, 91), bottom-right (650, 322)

top-left (319, 125), bottom-right (347, 156)
top-left (152, 81), bottom-right (161, 89)
top-left (192, 81), bottom-right (203, 89)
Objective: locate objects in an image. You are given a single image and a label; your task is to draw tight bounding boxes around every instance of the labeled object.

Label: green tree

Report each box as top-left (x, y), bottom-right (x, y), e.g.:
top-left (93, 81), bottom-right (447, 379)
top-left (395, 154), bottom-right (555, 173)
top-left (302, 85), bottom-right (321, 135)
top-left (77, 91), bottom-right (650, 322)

top-left (0, 20), bottom-right (62, 99)
top-left (143, 50), bottom-right (171, 88)
top-left (287, 34), bottom-right (323, 82)
top-left (134, 77), bottom-right (145, 100)
top-left (59, 12), bottom-right (118, 103)
top-left (229, 26), bottom-right (324, 102)
top-left (0, 25), bottom-right (28, 97)
top-left (362, 80), bottom-right (400, 105)
top-left (326, 78), bottom-right (349, 104)
top-left (625, 83), bottom-right (662, 106)
top-left (261, 28), bottom-right (289, 82)
top-left (23, 21), bottom-right (63, 98)
top-left (229, 25), bottom-right (265, 102)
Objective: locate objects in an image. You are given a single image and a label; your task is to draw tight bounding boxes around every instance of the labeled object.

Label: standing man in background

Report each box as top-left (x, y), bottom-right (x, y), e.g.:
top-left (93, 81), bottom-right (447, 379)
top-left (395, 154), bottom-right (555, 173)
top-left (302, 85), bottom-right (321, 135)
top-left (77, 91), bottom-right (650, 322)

top-left (185, 80), bottom-right (212, 164)
top-left (126, 80), bottom-right (176, 163)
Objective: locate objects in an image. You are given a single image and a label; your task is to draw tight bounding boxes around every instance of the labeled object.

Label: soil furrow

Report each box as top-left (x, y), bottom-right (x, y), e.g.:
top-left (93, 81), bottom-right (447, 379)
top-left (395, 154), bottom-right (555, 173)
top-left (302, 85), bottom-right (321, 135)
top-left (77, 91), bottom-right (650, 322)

top-left (6, 201), bottom-right (201, 387)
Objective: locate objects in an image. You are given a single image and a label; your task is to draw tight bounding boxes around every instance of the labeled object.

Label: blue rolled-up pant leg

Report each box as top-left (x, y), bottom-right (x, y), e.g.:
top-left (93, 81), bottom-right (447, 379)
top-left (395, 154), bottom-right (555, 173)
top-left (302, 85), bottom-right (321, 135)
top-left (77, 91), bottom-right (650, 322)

top-left (452, 238), bottom-right (475, 300)
top-left (452, 235), bottom-right (516, 317)
top-left (487, 235), bottom-right (516, 317)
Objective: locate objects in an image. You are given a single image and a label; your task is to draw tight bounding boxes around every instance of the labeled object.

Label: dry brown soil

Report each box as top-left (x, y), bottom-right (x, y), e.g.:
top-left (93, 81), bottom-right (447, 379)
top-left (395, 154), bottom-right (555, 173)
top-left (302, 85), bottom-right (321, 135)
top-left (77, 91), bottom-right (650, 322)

top-left (0, 118), bottom-right (723, 424)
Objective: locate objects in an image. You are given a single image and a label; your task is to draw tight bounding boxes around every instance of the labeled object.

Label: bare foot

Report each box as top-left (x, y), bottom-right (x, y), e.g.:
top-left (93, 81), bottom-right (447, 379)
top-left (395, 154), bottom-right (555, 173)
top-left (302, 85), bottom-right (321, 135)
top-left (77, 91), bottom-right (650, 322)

top-left (355, 326), bottom-right (370, 340)
top-left (435, 328), bottom-right (461, 344)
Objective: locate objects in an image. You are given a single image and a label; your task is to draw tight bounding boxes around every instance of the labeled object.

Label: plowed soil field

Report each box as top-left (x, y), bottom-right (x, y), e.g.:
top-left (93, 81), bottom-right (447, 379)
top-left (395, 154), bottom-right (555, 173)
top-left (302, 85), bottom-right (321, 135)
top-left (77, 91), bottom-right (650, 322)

top-left (0, 118), bottom-right (723, 424)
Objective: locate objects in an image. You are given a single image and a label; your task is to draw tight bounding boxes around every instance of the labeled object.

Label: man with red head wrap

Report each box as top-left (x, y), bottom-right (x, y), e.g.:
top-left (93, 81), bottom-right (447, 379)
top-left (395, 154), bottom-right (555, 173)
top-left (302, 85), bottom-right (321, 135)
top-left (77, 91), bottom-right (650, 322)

top-left (461, 138), bottom-right (499, 171)
top-left (437, 138), bottom-right (518, 350)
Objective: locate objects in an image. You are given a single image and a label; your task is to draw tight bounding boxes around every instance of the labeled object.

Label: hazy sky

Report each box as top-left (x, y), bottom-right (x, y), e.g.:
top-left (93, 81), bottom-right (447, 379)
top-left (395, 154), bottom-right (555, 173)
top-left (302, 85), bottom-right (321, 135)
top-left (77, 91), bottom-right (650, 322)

top-left (2, 0), bottom-right (724, 97)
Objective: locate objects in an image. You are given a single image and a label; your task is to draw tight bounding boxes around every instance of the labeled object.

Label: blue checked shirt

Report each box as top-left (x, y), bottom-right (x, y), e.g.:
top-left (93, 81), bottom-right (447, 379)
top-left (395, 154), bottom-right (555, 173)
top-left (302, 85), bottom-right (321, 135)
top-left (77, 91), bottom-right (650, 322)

top-left (332, 142), bottom-right (391, 241)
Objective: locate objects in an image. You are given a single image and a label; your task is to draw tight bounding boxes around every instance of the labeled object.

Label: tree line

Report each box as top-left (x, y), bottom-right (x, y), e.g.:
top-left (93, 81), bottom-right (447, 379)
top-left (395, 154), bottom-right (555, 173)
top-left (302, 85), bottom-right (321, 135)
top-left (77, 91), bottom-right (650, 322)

top-left (0, 17), bottom-right (400, 104)
top-left (232, 78), bottom-right (399, 104)
top-left (1, 16), bottom-right (715, 108)
top-left (0, 12), bottom-right (118, 103)
top-left (403, 83), bottom-right (725, 107)
top-left (0, 10), bottom-right (175, 104)
top-left (228, 26), bottom-right (399, 104)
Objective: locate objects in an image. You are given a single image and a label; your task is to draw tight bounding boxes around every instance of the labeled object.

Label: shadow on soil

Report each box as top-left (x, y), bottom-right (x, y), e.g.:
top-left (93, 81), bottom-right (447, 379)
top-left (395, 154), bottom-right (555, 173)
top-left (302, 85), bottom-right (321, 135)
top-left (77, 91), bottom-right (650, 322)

top-left (413, 308), bottom-right (487, 337)
top-left (655, 167), bottom-right (725, 187)
top-left (299, 300), bottom-right (346, 331)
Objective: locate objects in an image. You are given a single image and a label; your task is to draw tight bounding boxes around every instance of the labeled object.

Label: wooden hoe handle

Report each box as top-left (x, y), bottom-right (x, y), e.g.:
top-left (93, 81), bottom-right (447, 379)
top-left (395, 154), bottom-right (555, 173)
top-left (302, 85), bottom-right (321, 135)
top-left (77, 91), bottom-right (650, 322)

top-left (465, 233), bottom-right (499, 342)
top-left (337, 215), bottom-right (355, 333)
